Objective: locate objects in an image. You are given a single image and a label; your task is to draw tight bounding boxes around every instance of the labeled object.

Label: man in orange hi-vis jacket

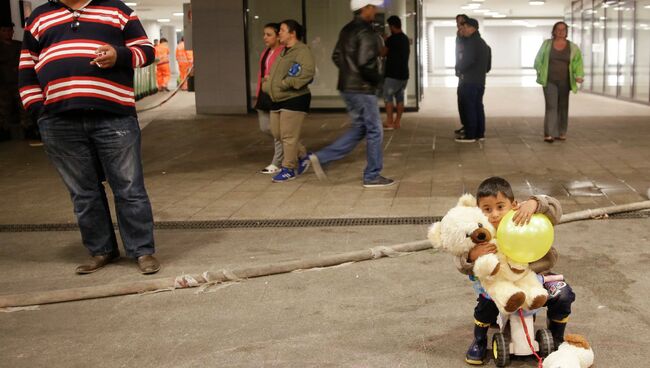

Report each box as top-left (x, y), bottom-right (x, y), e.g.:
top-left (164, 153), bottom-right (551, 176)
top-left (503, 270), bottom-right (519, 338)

top-left (155, 38), bottom-right (170, 91)
top-left (176, 37), bottom-right (191, 91)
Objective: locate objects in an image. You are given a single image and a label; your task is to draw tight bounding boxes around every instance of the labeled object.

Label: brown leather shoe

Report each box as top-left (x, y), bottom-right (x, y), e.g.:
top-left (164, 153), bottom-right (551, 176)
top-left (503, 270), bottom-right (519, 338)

top-left (137, 255), bottom-right (161, 274)
top-left (75, 252), bottom-right (120, 274)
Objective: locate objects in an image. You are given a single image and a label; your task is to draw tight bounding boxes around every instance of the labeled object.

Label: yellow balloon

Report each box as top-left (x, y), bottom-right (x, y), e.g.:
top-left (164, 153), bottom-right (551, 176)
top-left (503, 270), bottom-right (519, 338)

top-left (496, 210), bottom-right (554, 263)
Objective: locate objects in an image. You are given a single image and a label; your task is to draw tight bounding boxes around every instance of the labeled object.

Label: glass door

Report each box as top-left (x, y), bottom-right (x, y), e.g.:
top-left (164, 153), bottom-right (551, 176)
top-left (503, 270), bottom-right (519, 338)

top-left (592, 1), bottom-right (606, 93)
top-left (582, 0), bottom-right (594, 91)
top-left (634, 1), bottom-right (650, 102)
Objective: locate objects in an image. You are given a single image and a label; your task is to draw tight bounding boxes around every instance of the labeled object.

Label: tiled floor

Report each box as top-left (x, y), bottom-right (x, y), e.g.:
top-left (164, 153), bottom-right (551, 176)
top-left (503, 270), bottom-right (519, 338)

top-left (0, 88), bottom-right (649, 225)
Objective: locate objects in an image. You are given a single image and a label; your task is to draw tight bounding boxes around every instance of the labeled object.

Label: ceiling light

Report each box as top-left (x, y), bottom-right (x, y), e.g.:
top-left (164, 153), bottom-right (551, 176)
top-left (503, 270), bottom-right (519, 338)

top-left (473, 9), bottom-right (491, 13)
top-left (471, 0), bottom-right (485, 2)
top-left (461, 4), bottom-right (481, 10)
top-left (157, 19), bottom-right (171, 23)
top-left (173, 12), bottom-right (184, 17)
top-left (492, 14), bottom-right (507, 18)
top-left (124, 2), bottom-right (137, 6)
top-left (529, 1), bottom-right (545, 5)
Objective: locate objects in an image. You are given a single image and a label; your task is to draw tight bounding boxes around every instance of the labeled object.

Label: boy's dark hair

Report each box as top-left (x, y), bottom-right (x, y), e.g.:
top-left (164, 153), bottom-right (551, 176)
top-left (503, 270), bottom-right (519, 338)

top-left (476, 177), bottom-right (515, 202)
top-left (387, 15), bottom-right (401, 29)
top-left (264, 22), bottom-right (280, 35)
top-left (281, 19), bottom-right (304, 41)
top-left (456, 14), bottom-right (469, 23)
top-left (160, 38), bottom-right (168, 43)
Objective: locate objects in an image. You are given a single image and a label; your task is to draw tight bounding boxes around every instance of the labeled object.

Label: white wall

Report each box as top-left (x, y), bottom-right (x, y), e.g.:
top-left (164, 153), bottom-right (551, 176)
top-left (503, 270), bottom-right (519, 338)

top-left (430, 25), bottom-right (553, 71)
top-left (141, 21), bottom-right (162, 44)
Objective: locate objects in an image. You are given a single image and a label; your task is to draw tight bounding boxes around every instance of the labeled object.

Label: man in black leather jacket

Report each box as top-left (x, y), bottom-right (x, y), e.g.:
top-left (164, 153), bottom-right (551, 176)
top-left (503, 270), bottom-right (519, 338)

top-left (308, 0), bottom-right (395, 188)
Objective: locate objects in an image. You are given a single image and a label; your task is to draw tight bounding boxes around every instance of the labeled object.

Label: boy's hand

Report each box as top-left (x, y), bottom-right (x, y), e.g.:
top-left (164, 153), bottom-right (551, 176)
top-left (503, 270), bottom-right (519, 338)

top-left (512, 199), bottom-right (538, 225)
top-left (468, 242), bottom-right (497, 262)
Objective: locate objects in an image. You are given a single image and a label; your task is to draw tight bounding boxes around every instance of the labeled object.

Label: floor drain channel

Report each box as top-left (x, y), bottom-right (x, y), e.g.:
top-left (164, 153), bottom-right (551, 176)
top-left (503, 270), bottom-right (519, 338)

top-left (1, 217), bottom-right (443, 233)
top-left (1, 211), bottom-right (648, 233)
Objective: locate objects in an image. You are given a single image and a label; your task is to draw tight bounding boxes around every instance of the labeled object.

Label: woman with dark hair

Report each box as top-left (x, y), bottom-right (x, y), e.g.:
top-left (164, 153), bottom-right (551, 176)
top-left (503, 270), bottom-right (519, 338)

top-left (255, 23), bottom-right (284, 174)
top-left (261, 19), bottom-right (315, 183)
top-left (534, 21), bottom-right (584, 143)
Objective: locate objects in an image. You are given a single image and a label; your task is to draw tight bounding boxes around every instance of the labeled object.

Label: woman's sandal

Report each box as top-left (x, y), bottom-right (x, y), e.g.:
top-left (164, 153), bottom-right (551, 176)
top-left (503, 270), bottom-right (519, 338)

top-left (544, 136), bottom-right (554, 143)
top-left (555, 136), bottom-right (567, 141)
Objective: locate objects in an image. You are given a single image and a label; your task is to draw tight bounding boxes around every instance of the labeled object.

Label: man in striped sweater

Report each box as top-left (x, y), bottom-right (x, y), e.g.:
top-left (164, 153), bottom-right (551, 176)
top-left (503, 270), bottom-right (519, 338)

top-left (19, 0), bottom-right (160, 275)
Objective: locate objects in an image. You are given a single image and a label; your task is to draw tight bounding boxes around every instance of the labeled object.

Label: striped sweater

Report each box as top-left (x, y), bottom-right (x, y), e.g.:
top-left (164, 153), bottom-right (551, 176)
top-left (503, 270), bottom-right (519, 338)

top-left (18, 0), bottom-right (154, 118)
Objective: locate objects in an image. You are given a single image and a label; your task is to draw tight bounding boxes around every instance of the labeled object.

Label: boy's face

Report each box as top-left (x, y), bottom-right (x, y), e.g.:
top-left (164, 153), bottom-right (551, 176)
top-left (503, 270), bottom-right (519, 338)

top-left (478, 193), bottom-right (516, 231)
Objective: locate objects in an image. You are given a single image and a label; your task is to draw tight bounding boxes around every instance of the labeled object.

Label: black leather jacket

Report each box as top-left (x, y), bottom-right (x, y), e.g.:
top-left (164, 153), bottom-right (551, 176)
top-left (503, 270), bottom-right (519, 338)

top-left (332, 17), bottom-right (382, 94)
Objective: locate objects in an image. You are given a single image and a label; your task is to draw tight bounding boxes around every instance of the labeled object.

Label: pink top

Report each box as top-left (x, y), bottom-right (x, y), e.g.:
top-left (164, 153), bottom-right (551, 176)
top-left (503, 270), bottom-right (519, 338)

top-left (256, 45), bottom-right (284, 98)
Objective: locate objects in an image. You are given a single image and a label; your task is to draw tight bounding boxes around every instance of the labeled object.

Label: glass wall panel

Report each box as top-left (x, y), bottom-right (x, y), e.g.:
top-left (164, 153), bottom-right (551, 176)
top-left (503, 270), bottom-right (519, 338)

top-left (592, 1), bottom-right (606, 93)
top-left (634, 2), bottom-right (650, 102)
top-left (604, 3), bottom-right (619, 96)
top-left (619, 1), bottom-right (635, 99)
top-left (581, 0), bottom-right (593, 91)
top-left (245, 0), bottom-right (302, 108)
top-left (571, 1), bottom-right (583, 47)
top-left (304, 0), bottom-right (351, 108)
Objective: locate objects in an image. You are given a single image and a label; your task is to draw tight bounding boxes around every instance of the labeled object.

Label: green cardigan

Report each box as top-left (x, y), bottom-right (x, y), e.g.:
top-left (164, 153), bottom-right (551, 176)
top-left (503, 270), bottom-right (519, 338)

top-left (533, 39), bottom-right (584, 93)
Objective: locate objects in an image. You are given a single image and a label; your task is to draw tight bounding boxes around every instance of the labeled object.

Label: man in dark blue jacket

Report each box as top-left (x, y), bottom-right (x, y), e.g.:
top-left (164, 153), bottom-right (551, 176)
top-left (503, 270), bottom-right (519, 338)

top-left (455, 18), bottom-right (491, 143)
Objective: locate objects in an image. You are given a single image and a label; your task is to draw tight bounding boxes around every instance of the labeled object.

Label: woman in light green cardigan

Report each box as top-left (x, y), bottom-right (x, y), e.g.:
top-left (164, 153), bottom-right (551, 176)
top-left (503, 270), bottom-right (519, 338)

top-left (534, 21), bottom-right (584, 143)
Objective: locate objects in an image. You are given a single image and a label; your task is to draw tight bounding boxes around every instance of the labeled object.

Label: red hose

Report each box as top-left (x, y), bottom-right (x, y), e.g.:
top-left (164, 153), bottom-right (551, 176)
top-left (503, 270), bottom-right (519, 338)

top-left (518, 309), bottom-right (543, 368)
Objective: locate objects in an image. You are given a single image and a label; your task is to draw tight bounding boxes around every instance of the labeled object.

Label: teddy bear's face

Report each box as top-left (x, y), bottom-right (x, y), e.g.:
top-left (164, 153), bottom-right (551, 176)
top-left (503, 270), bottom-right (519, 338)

top-left (428, 194), bottom-right (496, 257)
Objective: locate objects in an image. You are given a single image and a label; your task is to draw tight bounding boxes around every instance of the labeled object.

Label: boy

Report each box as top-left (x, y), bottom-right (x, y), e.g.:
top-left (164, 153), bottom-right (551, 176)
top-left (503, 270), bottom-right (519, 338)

top-left (459, 177), bottom-right (575, 365)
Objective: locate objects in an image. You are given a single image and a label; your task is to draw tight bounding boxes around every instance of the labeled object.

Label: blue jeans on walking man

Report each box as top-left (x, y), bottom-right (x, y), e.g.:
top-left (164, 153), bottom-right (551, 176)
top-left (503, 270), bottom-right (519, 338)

top-left (38, 112), bottom-right (155, 259)
top-left (313, 92), bottom-right (383, 182)
top-left (458, 83), bottom-right (486, 139)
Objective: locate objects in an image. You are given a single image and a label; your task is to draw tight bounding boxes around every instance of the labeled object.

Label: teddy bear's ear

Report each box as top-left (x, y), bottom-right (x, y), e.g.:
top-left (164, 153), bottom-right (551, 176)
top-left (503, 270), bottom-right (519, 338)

top-left (428, 222), bottom-right (443, 248)
top-left (457, 193), bottom-right (477, 207)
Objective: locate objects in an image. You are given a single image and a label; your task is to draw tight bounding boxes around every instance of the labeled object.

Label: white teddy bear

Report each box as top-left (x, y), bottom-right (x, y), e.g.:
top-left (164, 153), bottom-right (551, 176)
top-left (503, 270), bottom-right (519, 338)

top-left (428, 194), bottom-right (548, 315)
top-left (543, 334), bottom-right (594, 368)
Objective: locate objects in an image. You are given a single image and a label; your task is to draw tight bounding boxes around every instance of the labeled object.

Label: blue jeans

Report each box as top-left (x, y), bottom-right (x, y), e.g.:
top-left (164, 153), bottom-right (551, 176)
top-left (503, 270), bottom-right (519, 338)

top-left (315, 92), bottom-right (383, 182)
top-left (38, 112), bottom-right (155, 258)
top-left (458, 83), bottom-right (486, 139)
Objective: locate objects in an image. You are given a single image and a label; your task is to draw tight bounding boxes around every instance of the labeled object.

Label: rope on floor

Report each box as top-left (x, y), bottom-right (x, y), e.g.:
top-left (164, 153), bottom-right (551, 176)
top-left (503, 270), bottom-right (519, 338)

top-left (1, 200), bottom-right (649, 310)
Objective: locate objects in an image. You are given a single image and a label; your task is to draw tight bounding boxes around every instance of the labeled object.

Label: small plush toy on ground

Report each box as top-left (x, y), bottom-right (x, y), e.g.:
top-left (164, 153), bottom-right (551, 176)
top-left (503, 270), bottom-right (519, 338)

top-left (542, 334), bottom-right (594, 368)
top-left (428, 194), bottom-right (548, 315)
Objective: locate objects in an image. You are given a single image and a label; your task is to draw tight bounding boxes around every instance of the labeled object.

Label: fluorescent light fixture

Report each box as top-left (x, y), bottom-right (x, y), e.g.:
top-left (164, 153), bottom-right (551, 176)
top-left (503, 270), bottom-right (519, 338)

top-left (492, 14), bottom-right (507, 18)
top-left (461, 4), bottom-right (481, 10)
top-left (173, 12), bottom-right (184, 16)
top-left (157, 18), bottom-right (171, 23)
top-left (124, 2), bottom-right (137, 6)
top-left (471, 0), bottom-right (485, 2)
top-left (175, 28), bottom-right (182, 32)
top-left (529, 1), bottom-right (545, 5)
top-left (473, 9), bottom-right (491, 13)
top-left (645, 5), bottom-right (650, 9)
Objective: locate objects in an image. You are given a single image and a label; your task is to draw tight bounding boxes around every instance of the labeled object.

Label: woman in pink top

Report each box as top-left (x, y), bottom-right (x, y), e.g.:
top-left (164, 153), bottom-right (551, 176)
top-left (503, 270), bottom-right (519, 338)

top-left (255, 23), bottom-right (284, 174)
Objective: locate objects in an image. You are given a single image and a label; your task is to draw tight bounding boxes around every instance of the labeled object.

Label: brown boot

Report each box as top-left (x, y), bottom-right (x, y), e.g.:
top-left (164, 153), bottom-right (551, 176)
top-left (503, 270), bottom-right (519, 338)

top-left (137, 255), bottom-right (161, 275)
top-left (75, 252), bottom-right (120, 274)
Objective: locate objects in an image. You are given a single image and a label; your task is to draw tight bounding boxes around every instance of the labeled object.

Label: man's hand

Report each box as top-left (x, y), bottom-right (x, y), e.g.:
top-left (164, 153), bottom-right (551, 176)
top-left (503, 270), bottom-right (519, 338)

top-left (90, 45), bottom-right (118, 69)
top-left (468, 242), bottom-right (497, 262)
top-left (512, 199), bottom-right (538, 225)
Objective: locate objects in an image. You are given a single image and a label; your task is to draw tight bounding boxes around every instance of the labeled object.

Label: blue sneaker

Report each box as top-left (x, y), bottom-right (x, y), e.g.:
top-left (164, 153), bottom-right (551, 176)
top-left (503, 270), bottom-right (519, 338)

top-left (272, 167), bottom-right (296, 183)
top-left (297, 154), bottom-right (311, 175)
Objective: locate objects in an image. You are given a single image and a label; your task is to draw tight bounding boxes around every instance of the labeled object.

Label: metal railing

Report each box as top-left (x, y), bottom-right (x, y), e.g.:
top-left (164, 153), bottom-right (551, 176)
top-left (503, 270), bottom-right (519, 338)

top-left (134, 63), bottom-right (158, 100)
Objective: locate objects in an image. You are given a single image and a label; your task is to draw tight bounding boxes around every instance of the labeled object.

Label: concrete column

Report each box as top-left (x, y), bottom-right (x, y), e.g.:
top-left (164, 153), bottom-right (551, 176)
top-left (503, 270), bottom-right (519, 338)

top-left (141, 20), bottom-right (161, 44)
top-left (161, 25), bottom-right (178, 75)
top-left (190, 0), bottom-right (247, 114)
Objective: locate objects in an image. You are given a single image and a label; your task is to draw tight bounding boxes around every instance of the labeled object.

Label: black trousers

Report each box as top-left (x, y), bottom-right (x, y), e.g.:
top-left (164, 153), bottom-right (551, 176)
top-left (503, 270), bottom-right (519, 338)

top-left (474, 280), bottom-right (575, 324)
top-left (458, 83), bottom-right (486, 139)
